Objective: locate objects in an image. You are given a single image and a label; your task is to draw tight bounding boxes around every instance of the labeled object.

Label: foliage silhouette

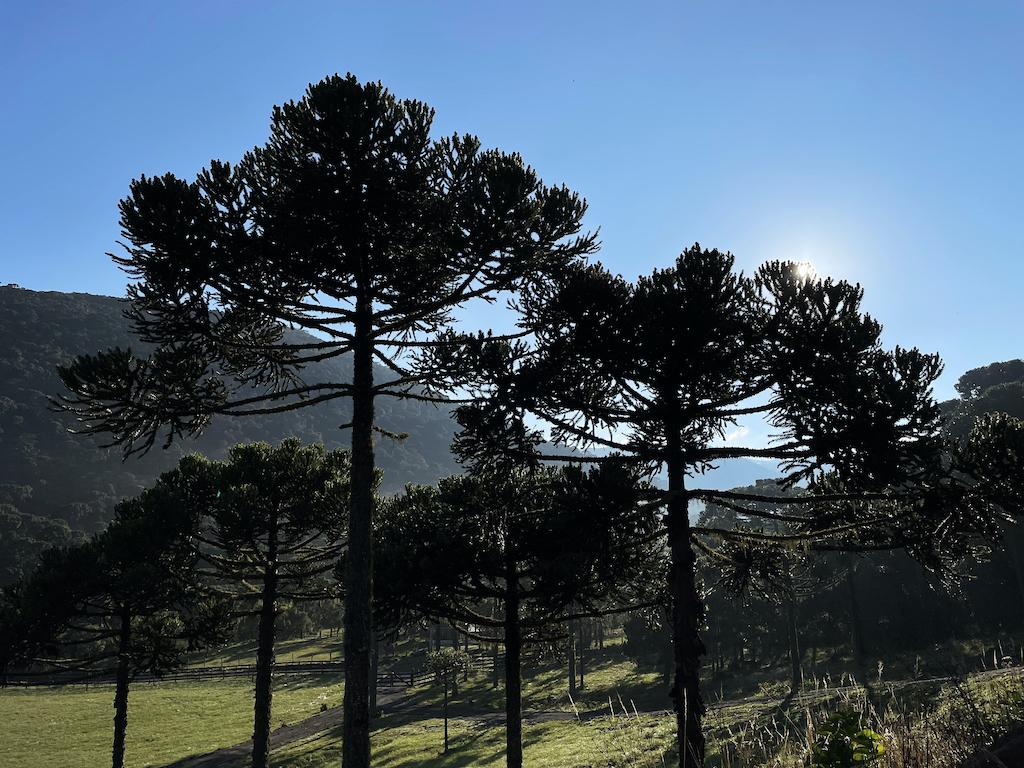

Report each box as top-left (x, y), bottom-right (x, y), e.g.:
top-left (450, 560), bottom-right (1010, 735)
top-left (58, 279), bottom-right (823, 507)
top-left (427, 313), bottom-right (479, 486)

top-left (434, 245), bottom-right (1024, 766)
top-left (370, 463), bottom-right (662, 768)
top-left (8, 489), bottom-right (229, 768)
top-left (52, 74), bottom-right (595, 767)
top-left (150, 439), bottom-right (352, 768)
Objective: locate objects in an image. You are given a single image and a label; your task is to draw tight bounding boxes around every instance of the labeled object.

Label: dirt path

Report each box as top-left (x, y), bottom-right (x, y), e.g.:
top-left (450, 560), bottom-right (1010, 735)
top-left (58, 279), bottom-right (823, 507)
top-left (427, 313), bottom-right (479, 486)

top-left (161, 689), bottom-right (411, 768)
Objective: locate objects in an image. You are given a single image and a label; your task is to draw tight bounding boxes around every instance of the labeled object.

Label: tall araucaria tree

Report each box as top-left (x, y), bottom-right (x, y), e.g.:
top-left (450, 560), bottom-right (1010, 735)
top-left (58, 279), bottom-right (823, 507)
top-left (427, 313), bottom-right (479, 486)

top-left (440, 245), bottom-right (1024, 766)
top-left (52, 74), bottom-right (595, 767)
top-left (154, 439), bottom-right (353, 768)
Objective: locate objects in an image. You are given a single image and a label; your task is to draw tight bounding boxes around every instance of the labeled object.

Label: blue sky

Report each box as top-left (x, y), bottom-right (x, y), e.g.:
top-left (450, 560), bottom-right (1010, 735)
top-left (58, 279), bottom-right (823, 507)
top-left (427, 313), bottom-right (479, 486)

top-left (2, 1), bottom-right (1021, 400)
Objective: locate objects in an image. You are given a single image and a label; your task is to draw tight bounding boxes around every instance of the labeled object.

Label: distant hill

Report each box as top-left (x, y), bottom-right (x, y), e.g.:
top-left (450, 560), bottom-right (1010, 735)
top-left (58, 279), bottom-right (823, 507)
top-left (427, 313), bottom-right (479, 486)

top-left (0, 285), bottom-right (461, 582)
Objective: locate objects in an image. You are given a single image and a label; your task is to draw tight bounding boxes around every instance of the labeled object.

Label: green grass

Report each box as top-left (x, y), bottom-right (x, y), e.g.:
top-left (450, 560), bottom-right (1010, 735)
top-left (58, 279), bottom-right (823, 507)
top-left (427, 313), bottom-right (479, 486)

top-left (264, 714), bottom-right (676, 768)
top-left (0, 674), bottom-right (342, 768)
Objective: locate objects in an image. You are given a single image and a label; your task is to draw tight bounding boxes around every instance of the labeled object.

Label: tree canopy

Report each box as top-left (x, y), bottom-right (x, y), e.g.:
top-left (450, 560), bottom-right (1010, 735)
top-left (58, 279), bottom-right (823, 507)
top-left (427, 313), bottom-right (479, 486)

top-left (436, 245), bottom-right (1024, 766)
top-left (53, 74), bottom-right (596, 767)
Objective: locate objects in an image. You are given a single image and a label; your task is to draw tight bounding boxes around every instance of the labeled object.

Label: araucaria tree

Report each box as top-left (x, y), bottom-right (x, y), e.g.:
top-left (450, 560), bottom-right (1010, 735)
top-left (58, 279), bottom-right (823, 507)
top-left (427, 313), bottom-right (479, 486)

top-left (53, 74), bottom-right (594, 767)
top-left (155, 439), bottom-right (352, 768)
top-left (449, 245), bottom-right (1023, 766)
top-left (372, 464), bottom-right (661, 768)
top-left (13, 492), bottom-right (227, 768)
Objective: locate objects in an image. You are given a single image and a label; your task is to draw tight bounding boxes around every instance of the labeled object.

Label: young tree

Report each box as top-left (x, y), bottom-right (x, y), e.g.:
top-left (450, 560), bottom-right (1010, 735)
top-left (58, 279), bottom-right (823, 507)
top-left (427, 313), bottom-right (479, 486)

top-left (425, 647), bottom-right (470, 753)
top-left (444, 246), bottom-right (1024, 766)
top-left (371, 463), bottom-right (661, 768)
top-left (14, 493), bottom-right (227, 768)
top-left (53, 74), bottom-right (595, 768)
top-left (154, 439), bottom-right (352, 768)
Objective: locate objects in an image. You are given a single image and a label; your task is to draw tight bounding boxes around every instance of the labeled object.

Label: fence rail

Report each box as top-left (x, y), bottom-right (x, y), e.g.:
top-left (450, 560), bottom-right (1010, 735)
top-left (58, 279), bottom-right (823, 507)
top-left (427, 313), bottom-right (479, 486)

top-left (3, 661), bottom-right (423, 688)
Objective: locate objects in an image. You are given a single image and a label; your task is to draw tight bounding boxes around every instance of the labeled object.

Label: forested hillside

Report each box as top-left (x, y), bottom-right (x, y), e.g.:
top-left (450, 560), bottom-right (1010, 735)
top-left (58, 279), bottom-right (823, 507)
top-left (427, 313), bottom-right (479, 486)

top-left (0, 285), bottom-right (460, 582)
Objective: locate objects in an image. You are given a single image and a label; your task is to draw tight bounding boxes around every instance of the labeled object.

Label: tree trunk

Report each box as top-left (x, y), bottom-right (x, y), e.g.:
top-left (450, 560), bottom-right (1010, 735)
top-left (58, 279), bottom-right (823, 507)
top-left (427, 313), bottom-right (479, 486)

top-left (443, 673), bottom-right (450, 753)
top-left (786, 594), bottom-right (801, 696)
top-left (567, 619), bottom-right (577, 698)
top-left (846, 558), bottom-right (868, 682)
top-left (342, 299), bottom-right (375, 768)
top-left (504, 556), bottom-right (523, 768)
top-left (111, 608), bottom-right (132, 768)
top-left (667, 449), bottom-right (706, 767)
top-left (252, 523), bottom-right (280, 768)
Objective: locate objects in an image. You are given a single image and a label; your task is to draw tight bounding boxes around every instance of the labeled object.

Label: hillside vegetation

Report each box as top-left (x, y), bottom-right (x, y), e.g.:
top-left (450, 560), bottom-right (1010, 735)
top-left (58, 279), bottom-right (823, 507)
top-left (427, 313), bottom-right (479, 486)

top-left (0, 285), bottom-right (460, 583)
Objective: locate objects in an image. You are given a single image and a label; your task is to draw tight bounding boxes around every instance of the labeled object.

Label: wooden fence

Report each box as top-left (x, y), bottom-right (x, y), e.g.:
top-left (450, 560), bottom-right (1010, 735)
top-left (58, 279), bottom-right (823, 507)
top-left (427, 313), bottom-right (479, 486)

top-left (4, 661), bottom-right (423, 688)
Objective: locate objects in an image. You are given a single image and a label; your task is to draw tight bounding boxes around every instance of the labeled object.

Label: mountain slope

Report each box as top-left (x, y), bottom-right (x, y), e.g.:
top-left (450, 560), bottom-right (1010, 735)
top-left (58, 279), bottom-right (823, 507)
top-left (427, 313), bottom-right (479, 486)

top-left (0, 285), bottom-right (460, 581)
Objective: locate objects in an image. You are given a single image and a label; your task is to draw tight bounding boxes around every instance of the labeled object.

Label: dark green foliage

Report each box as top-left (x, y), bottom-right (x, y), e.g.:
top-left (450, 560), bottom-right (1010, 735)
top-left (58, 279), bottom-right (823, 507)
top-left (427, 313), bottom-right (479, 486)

top-left (807, 711), bottom-right (885, 767)
top-left (51, 74), bottom-right (594, 768)
top-left (373, 464), bottom-right (661, 636)
top-left (150, 439), bottom-right (352, 768)
top-left (8, 489), bottom-right (229, 768)
top-left (440, 245), bottom-right (1024, 767)
top-left (372, 463), bottom-right (662, 768)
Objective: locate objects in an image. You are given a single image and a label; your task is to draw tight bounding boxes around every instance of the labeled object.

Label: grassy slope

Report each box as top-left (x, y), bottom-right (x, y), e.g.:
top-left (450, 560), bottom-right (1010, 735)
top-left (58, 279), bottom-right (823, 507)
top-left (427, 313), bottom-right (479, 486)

top-left (0, 674), bottom-right (341, 768)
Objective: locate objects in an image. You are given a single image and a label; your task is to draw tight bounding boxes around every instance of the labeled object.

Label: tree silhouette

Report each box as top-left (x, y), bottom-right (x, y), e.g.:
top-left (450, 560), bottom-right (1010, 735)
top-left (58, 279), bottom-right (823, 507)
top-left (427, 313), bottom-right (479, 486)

top-left (153, 439), bottom-right (352, 768)
top-left (439, 245), bottom-right (1024, 766)
top-left (371, 463), bottom-right (661, 768)
top-left (52, 73), bottom-right (595, 767)
top-left (12, 492), bottom-right (228, 768)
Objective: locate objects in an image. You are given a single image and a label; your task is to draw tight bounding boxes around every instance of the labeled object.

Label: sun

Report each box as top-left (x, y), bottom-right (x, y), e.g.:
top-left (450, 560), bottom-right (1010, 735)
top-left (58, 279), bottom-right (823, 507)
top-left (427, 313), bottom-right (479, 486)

top-left (793, 261), bottom-right (816, 281)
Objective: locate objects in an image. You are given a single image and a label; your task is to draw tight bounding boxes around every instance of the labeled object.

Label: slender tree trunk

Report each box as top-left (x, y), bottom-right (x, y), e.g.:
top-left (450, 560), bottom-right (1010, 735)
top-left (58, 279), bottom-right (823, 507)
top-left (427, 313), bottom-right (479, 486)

top-left (786, 594), bottom-right (801, 696)
top-left (504, 556), bottom-right (523, 768)
top-left (666, 447), bottom-right (706, 767)
top-left (846, 559), bottom-right (868, 682)
top-left (111, 607), bottom-right (132, 768)
top-left (253, 523), bottom-right (280, 768)
top-left (567, 619), bottom-right (577, 698)
top-left (342, 298), bottom-right (375, 768)
top-left (443, 673), bottom-right (450, 753)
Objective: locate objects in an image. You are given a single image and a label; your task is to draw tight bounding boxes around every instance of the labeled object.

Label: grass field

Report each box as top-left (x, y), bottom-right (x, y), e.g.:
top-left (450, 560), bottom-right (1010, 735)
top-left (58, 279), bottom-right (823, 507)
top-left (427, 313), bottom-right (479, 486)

top-left (5, 637), bottom-right (1023, 768)
top-left (269, 714), bottom-right (676, 768)
top-left (0, 674), bottom-right (342, 768)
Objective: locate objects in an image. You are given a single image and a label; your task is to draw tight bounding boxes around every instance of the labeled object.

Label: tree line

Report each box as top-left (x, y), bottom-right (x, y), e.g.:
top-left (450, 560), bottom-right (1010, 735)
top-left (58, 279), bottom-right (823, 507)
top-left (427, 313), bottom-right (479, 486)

top-left (4, 74), bottom-right (1023, 768)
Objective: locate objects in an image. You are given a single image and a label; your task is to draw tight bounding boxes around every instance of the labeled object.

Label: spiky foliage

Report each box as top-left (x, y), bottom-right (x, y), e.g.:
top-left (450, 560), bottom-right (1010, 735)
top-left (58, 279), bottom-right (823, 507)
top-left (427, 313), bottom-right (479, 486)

top-left (10, 492), bottom-right (228, 768)
top-left (151, 439), bottom-right (353, 768)
top-left (371, 463), bottom-right (662, 768)
top-left (52, 74), bottom-right (595, 767)
top-left (431, 245), bottom-right (1024, 767)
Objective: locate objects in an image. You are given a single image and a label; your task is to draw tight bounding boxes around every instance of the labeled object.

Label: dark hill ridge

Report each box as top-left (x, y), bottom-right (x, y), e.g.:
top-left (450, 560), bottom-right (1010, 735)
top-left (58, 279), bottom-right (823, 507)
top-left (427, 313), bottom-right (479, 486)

top-left (0, 285), bottom-right (460, 581)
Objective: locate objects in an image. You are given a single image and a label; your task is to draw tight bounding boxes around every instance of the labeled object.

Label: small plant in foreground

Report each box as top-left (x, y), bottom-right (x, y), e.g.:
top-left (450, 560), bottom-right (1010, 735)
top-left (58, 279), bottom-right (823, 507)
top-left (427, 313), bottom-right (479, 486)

top-left (806, 711), bottom-right (885, 767)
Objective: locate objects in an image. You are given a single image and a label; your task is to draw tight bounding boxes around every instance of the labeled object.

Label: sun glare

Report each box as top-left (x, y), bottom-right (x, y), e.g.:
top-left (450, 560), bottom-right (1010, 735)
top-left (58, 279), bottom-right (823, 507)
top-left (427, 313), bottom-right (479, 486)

top-left (794, 261), bottom-right (816, 281)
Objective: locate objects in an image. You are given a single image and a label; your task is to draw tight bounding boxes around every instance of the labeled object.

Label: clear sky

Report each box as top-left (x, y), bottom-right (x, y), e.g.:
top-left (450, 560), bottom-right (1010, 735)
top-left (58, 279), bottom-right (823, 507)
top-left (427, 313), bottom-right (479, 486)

top-left (2, 1), bottom-right (1021, 400)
